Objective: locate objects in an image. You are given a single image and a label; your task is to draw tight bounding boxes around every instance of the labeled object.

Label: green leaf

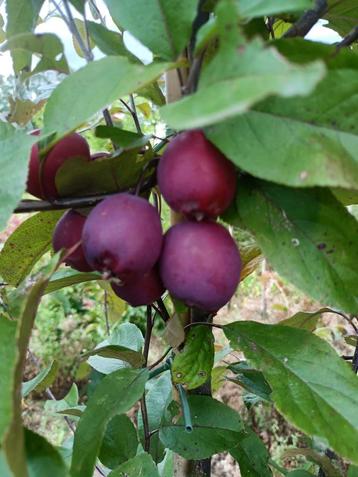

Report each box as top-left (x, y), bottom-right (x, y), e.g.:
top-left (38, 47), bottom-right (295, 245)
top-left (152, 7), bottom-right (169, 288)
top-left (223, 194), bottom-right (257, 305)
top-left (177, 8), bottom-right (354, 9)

top-left (5, 0), bottom-right (45, 72)
top-left (228, 362), bottom-right (272, 401)
top-left (0, 122), bottom-right (38, 231)
top-left (158, 450), bottom-right (173, 477)
top-left (332, 188), bottom-right (358, 206)
top-left (0, 450), bottom-right (12, 477)
top-left (207, 68), bottom-right (358, 189)
top-left (87, 323), bottom-right (144, 374)
top-left (43, 56), bottom-right (171, 139)
top-left (230, 428), bottom-right (272, 477)
top-left (99, 414), bottom-right (138, 469)
top-left (25, 428), bottom-right (68, 477)
top-left (83, 344), bottom-right (144, 367)
top-left (95, 126), bottom-right (151, 149)
top-left (0, 210), bottom-right (64, 286)
top-left (69, 0), bottom-right (86, 14)
top-left (103, 0), bottom-right (198, 61)
top-left (237, 0), bottom-right (312, 18)
top-left (22, 360), bottom-right (59, 397)
top-left (0, 318), bottom-right (17, 444)
top-left (159, 395), bottom-right (243, 459)
top-left (274, 37), bottom-right (358, 70)
top-left (325, 0), bottom-right (358, 36)
top-left (172, 325), bottom-right (214, 390)
top-left (87, 21), bottom-right (130, 57)
top-left (224, 321), bottom-right (358, 464)
top-left (1, 258), bottom-right (59, 476)
top-left (236, 178), bottom-right (358, 313)
top-left (138, 372), bottom-right (172, 462)
top-left (108, 452), bottom-right (159, 477)
top-left (45, 270), bottom-right (99, 295)
top-left (0, 33), bottom-right (69, 77)
top-left (287, 472), bottom-right (315, 477)
top-left (278, 308), bottom-right (333, 331)
top-left (55, 150), bottom-right (153, 197)
top-left (348, 465), bottom-right (358, 477)
top-left (45, 384), bottom-right (80, 417)
top-left (161, 1), bottom-right (325, 129)
top-left (283, 448), bottom-right (341, 477)
top-left (211, 366), bottom-right (227, 393)
top-left (70, 368), bottom-right (148, 477)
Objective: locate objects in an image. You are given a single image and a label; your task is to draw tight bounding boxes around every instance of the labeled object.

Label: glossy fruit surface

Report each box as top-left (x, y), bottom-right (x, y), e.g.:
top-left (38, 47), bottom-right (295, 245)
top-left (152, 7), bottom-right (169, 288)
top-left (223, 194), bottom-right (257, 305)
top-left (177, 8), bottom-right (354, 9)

top-left (160, 220), bottom-right (241, 311)
top-left (52, 209), bottom-right (92, 272)
top-left (111, 267), bottom-right (164, 307)
top-left (157, 130), bottom-right (236, 219)
top-left (27, 133), bottom-right (90, 199)
top-left (82, 193), bottom-right (163, 278)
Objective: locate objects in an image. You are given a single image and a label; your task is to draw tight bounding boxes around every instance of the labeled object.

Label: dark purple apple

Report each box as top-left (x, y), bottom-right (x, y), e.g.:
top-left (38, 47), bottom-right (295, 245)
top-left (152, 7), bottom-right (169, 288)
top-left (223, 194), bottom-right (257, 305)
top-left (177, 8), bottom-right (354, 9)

top-left (111, 267), bottom-right (165, 307)
top-left (52, 209), bottom-right (92, 272)
top-left (27, 132), bottom-right (90, 199)
top-left (157, 130), bottom-right (236, 219)
top-left (82, 193), bottom-right (163, 278)
top-left (159, 221), bottom-right (241, 311)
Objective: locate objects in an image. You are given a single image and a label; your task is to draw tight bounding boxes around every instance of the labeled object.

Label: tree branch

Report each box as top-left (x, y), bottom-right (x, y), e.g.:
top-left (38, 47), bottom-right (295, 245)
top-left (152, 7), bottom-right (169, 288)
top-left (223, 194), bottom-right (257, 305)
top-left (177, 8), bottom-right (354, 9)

top-left (283, 0), bottom-right (327, 38)
top-left (15, 175), bottom-right (157, 213)
top-left (140, 306), bottom-right (153, 453)
top-left (336, 25), bottom-right (358, 50)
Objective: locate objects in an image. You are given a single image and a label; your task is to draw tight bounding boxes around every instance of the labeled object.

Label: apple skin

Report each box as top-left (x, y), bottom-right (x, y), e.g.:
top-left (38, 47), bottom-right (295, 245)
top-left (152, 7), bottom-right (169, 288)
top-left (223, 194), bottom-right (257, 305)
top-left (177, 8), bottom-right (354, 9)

top-left (52, 209), bottom-right (93, 272)
top-left (27, 133), bottom-right (90, 199)
top-left (82, 193), bottom-right (163, 278)
top-left (159, 220), bottom-right (241, 312)
top-left (111, 267), bottom-right (165, 307)
top-left (157, 130), bottom-right (236, 219)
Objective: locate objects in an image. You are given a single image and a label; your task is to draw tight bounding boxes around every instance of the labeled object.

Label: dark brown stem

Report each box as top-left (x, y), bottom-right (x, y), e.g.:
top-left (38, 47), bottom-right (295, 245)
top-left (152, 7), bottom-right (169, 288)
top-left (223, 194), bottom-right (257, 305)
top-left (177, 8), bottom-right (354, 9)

top-left (148, 347), bottom-right (171, 370)
top-left (184, 321), bottom-right (223, 331)
top-left (15, 175), bottom-right (157, 213)
top-left (129, 95), bottom-right (142, 135)
top-left (187, 308), bottom-right (213, 476)
top-left (140, 306), bottom-right (153, 452)
top-left (62, 0), bottom-right (94, 61)
top-left (352, 327), bottom-right (358, 374)
top-left (103, 290), bottom-right (110, 336)
top-left (156, 298), bottom-right (170, 322)
top-left (283, 0), bottom-right (327, 38)
top-left (336, 25), bottom-right (358, 50)
top-left (140, 397), bottom-right (151, 452)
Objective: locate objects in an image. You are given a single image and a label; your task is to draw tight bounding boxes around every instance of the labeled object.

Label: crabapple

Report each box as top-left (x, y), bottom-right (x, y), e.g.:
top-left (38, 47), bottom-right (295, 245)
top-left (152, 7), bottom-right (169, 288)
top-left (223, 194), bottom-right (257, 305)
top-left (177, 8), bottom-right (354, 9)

top-left (157, 130), bottom-right (236, 219)
top-left (27, 133), bottom-right (90, 199)
top-left (159, 220), bottom-right (241, 311)
top-left (111, 267), bottom-right (164, 307)
top-left (82, 193), bottom-right (163, 278)
top-left (52, 209), bottom-right (92, 272)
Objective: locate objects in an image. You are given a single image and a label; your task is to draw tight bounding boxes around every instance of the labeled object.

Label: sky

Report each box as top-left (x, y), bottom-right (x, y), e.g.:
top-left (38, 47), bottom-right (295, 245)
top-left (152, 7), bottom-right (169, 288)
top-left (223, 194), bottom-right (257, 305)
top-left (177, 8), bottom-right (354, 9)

top-left (0, 1), bottom-right (342, 77)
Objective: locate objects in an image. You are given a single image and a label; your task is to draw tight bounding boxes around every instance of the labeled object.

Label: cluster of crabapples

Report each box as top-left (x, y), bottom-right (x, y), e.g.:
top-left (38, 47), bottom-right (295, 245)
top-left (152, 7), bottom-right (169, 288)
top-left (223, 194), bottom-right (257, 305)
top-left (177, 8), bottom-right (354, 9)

top-left (27, 130), bottom-right (242, 312)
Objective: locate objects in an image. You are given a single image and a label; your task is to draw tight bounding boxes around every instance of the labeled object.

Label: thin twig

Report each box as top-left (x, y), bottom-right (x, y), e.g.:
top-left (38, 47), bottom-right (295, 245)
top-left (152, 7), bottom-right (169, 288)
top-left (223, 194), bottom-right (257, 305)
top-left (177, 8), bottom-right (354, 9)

top-left (155, 298), bottom-right (170, 322)
top-left (352, 328), bottom-right (358, 374)
top-left (140, 397), bottom-right (151, 452)
top-left (140, 306), bottom-right (153, 452)
top-left (184, 50), bottom-right (205, 95)
top-left (62, 0), bottom-right (94, 61)
top-left (336, 25), bottom-right (358, 50)
top-left (283, 0), bottom-right (327, 38)
top-left (149, 347), bottom-right (171, 370)
top-left (143, 306), bottom-right (153, 366)
top-left (104, 290), bottom-right (110, 336)
top-left (129, 94), bottom-right (142, 134)
top-left (184, 321), bottom-right (223, 330)
top-left (15, 174), bottom-right (157, 213)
